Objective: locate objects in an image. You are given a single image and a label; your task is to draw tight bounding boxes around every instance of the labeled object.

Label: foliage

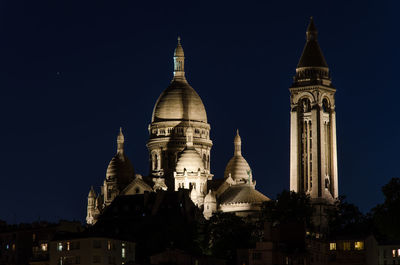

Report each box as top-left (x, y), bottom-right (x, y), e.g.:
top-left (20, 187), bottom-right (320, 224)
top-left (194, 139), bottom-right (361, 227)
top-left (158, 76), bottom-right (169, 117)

top-left (326, 196), bottom-right (370, 236)
top-left (199, 212), bottom-right (256, 262)
top-left (371, 178), bottom-right (400, 240)
top-left (261, 190), bottom-right (313, 228)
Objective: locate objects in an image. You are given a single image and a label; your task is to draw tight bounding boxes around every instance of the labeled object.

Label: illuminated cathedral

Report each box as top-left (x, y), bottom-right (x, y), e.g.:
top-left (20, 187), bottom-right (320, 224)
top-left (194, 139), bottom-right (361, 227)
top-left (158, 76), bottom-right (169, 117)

top-left (86, 17), bottom-right (339, 225)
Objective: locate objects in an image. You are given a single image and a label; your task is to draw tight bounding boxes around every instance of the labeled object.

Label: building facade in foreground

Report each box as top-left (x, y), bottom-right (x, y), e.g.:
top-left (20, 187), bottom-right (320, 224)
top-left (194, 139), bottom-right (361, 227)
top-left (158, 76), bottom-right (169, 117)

top-left (49, 237), bottom-right (135, 265)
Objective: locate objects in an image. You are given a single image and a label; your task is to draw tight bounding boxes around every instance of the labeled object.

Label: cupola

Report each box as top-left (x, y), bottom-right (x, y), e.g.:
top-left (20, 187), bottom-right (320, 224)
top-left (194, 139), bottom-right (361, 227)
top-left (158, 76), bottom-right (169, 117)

top-left (224, 130), bottom-right (252, 182)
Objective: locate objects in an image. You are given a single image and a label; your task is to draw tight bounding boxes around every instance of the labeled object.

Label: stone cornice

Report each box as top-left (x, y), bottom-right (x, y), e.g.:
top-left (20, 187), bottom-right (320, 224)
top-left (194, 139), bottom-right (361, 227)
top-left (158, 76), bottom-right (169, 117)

top-left (289, 85), bottom-right (336, 94)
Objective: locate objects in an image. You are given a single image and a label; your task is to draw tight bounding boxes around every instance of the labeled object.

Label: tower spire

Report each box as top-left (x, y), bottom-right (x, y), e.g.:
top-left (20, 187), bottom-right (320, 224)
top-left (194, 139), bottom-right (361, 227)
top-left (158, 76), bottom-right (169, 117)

top-left (296, 17), bottom-right (328, 69)
top-left (234, 129), bottom-right (242, 156)
top-left (117, 127), bottom-right (124, 154)
top-left (306, 16), bottom-right (318, 41)
top-left (173, 36), bottom-right (185, 80)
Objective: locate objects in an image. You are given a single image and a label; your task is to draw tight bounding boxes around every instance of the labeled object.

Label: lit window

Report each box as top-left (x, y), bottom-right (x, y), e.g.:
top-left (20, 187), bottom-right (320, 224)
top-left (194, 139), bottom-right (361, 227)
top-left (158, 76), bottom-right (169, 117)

top-left (343, 242), bottom-right (351, 251)
top-left (58, 242), bottom-right (63, 251)
top-left (393, 249), bottom-right (396, 258)
top-left (122, 247), bottom-right (126, 259)
top-left (32, 233), bottom-right (36, 242)
top-left (12, 244), bottom-right (15, 251)
top-left (67, 241), bottom-right (70, 251)
top-left (398, 249), bottom-right (400, 257)
top-left (40, 243), bottom-right (48, 251)
top-left (329, 243), bottom-right (336, 251)
top-left (354, 241), bottom-right (364, 250)
top-left (5, 244), bottom-right (9, 250)
top-left (107, 240), bottom-right (111, 251)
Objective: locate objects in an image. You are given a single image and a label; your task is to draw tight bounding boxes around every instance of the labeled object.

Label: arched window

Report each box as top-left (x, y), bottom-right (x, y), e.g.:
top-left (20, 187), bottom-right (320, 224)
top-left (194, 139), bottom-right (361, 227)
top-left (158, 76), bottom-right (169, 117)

top-left (322, 98), bottom-right (330, 113)
top-left (300, 98), bottom-right (311, 113)
top-left (154, 154), bottom-right (158, 170)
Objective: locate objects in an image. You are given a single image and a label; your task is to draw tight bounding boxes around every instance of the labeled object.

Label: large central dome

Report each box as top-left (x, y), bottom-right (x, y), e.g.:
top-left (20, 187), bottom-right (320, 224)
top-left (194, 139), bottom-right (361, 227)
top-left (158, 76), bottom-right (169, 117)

top-left (151, 79), bottom-right (207, 123)
top-left (151, 37), bottom-right (207, 123)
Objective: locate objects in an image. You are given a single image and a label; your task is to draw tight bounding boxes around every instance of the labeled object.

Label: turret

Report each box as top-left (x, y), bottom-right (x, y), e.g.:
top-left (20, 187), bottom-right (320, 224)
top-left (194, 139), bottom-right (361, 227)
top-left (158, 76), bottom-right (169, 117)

top-left (203, 190), bottom-right (217, 220)
top-left (103, 128), bottom-right (135, 206)
top-left (234, 129), bottom-right (242, 156)
top-left (86, 186), bottom-right (97, 225)
top-left (173, 36), bottom-right (185, 80)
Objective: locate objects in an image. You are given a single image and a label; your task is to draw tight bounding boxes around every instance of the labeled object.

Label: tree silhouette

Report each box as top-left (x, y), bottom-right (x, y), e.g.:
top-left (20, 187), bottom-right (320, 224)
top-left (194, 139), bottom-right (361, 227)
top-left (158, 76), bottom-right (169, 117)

top-left (202, 212), bottom-right (256, 262)
top-left (261, 190), bottom-right (313, 228)
top-left (371, 177), bottom-right (400, 240)
top-left (326, 196), bottom-right (370, 236)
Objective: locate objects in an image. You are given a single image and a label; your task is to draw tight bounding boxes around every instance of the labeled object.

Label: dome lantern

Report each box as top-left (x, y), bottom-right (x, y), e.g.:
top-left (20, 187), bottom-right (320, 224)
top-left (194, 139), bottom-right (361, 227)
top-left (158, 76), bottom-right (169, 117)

top-left (234, 129), bottom-right (242, 156)
top-left (173, 36), bottom-right (185, 80)
top-left (117, 127), bottom-right (124, 154)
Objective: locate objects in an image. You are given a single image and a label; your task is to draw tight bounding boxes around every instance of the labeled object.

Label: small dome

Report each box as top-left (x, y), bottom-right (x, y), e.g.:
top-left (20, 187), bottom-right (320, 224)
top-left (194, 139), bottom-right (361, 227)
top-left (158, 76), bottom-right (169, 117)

top-left (106, 153), bottom-right (135, 187)
top-left (224, 130), bottom-right (251, 181)
top-left (204, 190), bottom-right (216, 203)
top-left (152, 80), bottom-right (208, 123)
top-left (176, 147), bottom-right (205, 173)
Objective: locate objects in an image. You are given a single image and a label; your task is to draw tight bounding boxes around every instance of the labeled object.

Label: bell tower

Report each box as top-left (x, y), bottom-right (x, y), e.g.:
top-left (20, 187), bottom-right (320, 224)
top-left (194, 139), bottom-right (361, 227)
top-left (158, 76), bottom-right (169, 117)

top-left (289, 17), bottom-right (338, 204)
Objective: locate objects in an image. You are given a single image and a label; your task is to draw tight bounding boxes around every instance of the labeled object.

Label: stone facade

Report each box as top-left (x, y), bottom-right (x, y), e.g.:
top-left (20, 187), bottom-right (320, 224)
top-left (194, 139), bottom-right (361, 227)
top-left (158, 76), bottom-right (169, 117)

top-left (49, 237), bottom-right (135, 265)
top-left (289, 17), bottom-right (338, 204)
top-left (86, 18), bottom-right (340, 225)
top-left (86, 37), bottom-right (269, 224)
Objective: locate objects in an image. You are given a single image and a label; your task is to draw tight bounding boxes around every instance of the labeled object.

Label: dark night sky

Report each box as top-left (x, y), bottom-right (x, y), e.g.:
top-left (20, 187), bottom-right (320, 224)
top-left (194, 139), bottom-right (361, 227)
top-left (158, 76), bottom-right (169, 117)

top-left (0, 0), bottom-right (398, 223)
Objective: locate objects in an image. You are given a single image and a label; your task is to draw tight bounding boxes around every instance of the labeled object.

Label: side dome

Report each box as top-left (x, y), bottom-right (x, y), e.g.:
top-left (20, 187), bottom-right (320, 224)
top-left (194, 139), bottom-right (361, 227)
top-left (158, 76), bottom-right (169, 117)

top-left (224, 156), bottom-right (251, 181)
top-left (224, 130), bottom-right (251, 181)
top-left (152, 79), bottom-right (207, 123)
top-left (106, 128), bottom-right (135, 190)
top-left (106, 154), bottom-right (134, 182)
